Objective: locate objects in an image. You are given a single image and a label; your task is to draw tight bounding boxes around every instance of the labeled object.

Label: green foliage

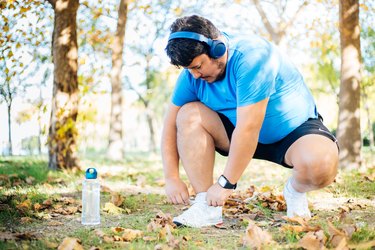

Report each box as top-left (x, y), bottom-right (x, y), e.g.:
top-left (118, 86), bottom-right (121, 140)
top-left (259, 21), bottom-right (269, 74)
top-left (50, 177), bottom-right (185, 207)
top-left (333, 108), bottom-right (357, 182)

top-left (283, 230), bottom-right (302, 244)
top-left (21, 136), bottom-right (41, 155)
top-left (0, 157), bottom-right (49, 184)
top-left (326, 168), bottom-right (375, 199)
top-left (308, 31), bottom-right (340, 96)
top-left (351, 225), bottom-right (375, 243)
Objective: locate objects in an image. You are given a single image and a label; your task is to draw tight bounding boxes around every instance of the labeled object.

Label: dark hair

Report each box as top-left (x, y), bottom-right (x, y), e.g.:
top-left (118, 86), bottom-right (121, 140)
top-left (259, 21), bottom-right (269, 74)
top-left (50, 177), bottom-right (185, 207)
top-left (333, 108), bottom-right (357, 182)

top-left (165, 15), bottom-right (221, 67)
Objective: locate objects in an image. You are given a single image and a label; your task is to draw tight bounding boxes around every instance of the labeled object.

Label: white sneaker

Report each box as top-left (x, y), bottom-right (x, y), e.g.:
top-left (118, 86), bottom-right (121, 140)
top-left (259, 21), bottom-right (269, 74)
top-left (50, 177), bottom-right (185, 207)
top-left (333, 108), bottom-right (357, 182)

top-left (283, 179), bottom-right (311, 218)
top-left (173, 192), bottom-right (223, 228)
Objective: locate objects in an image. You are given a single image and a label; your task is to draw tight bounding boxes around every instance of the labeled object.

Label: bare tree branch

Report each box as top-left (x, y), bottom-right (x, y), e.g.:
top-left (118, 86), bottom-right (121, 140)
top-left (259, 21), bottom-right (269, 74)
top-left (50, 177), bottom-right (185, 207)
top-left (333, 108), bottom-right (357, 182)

top-left (251, 0), bottom-right (279, 43)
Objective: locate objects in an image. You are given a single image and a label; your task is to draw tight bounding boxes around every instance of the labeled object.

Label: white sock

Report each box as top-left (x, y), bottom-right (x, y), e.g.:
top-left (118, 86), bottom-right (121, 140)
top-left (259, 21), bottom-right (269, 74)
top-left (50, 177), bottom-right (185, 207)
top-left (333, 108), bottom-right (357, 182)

top-left (285, 178), bottom-right (305, 197)
top-left (284, 178), bottom-right (311, 218)
top-left (195, 192), bottom-right (207, 202)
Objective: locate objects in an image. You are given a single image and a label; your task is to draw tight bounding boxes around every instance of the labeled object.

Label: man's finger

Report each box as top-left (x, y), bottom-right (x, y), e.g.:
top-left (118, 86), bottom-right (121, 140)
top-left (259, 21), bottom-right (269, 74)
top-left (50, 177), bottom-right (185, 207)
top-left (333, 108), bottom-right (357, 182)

top-left (170, 196), bottom-right (178, 204)
top-left (175, 195), bottom-right (184, 204)
top-left (181, 193), bottom-right (190, 205)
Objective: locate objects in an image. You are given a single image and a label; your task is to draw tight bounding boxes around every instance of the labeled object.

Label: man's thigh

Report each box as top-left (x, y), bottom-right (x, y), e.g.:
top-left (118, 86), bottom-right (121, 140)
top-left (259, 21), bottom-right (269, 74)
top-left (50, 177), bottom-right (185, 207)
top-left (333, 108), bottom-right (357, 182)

top-left (253, 117), bottom-right (338, 168)
top-left (284, 134), bottom-right (339, 168)
top-left (178, 102), bottom-right (230, 152)
top-left (283, 118), bottom-right (339, 168)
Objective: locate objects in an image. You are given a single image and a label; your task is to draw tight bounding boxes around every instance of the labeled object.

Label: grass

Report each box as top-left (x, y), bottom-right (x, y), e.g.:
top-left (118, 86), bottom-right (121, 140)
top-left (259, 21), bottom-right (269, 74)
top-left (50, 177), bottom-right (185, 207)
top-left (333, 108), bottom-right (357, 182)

top-left (0, 153), bottom-right (374, 249)
top-left (328, 169), bottom-right (375, 199)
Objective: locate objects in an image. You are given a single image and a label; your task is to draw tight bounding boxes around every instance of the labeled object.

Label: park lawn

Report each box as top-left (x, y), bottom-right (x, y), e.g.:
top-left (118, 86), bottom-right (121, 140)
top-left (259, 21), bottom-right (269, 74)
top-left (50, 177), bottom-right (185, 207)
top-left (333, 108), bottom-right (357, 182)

top-left (0, 154), bottom-right (374, 249)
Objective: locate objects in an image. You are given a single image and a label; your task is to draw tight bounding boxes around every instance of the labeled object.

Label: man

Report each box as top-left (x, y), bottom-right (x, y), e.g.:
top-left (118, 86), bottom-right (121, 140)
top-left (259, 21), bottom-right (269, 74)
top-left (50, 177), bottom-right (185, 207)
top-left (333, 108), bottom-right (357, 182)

top-left (162, 15), bottom-right (339, 228)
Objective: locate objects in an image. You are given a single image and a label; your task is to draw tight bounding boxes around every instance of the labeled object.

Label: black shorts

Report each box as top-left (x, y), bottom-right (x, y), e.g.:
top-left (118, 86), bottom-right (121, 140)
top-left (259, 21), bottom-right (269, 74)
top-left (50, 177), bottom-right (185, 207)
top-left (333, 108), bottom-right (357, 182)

top-left (216, 113), bottom-right (338, 168)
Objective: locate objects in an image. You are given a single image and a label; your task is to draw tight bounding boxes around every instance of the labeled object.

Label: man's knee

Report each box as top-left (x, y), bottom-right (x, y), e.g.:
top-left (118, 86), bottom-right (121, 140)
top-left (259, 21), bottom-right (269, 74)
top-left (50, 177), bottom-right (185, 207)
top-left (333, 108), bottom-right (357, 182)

top-left (176, 102), bottom-right (202, 130)
top-left (307, 153), bottom-right (338, 188)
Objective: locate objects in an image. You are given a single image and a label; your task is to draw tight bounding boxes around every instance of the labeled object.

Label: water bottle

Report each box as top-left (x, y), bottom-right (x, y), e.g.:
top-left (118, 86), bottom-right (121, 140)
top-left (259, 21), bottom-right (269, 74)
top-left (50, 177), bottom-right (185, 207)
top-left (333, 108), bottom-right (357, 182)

top-left (81, 168), bottom-right (100, 225)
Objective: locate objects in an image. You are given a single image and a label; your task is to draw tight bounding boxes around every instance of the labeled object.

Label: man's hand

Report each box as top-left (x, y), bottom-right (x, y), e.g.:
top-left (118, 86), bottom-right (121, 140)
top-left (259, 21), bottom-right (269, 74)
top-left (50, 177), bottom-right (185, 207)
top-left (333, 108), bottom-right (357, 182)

top-left (206, 182), bottom-right (233, 206)
top-left (165, 178), bottom-right (190, 205)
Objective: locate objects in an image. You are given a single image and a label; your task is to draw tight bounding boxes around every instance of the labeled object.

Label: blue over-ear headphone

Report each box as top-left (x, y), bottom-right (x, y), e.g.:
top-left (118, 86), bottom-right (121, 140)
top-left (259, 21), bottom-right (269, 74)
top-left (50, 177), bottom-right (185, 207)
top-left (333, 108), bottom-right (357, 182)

top-left (168, 31), bottom-right (226, 59)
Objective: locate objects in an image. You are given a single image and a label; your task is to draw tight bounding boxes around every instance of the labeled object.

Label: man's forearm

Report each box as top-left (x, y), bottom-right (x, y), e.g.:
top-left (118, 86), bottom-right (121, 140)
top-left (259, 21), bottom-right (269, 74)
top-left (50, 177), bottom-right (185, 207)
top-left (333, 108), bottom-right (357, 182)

top-left (222, 126), bottom-right (259, 184)
top-left (161, 127), bottom-right (180, 180)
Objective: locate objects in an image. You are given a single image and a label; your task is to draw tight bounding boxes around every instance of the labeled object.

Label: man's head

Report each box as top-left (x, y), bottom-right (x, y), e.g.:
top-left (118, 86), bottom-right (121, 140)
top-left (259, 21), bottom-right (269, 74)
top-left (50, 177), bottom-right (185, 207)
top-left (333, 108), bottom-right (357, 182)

top-left (165, 15), bottom-right (227, 83)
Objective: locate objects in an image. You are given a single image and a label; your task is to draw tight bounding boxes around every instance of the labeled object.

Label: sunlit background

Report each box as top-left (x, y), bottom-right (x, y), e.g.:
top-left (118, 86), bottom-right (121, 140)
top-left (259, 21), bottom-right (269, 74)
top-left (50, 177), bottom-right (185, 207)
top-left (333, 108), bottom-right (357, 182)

top-left (1, 0), bottom-right (374, 156)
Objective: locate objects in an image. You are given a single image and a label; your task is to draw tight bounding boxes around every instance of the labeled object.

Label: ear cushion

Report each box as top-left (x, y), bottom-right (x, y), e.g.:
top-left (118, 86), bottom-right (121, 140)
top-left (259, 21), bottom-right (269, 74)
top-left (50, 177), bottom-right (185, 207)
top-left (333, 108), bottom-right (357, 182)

top-left (210, 40), bottom-right (226, 59)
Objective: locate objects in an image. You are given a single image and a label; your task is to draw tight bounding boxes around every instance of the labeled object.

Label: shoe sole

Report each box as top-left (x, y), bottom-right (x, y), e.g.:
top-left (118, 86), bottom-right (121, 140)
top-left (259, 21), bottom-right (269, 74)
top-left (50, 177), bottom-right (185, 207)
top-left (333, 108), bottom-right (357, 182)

top-left (173, 219), bottom-right (223, 228)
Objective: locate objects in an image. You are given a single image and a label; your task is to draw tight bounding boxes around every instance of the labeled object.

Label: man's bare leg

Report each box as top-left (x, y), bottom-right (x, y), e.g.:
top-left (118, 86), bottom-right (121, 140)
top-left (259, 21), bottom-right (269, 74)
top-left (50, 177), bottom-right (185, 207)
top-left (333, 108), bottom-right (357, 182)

top-left (284, 134), bottom-right (339, 217)
top-left (176, 102), bottom-right (230, 194)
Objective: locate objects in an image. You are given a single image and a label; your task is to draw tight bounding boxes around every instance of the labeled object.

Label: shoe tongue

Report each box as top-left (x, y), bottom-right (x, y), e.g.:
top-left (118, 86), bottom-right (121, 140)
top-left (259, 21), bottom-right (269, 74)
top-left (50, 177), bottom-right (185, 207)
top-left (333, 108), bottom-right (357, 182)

top-left (195, 192), bottom-right (207, 202)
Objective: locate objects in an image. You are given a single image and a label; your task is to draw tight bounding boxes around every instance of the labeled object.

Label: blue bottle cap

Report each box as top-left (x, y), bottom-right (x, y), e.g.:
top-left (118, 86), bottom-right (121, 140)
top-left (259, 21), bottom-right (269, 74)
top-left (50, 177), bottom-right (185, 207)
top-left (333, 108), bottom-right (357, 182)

top-left (85, 168), bottom-right (97, 179)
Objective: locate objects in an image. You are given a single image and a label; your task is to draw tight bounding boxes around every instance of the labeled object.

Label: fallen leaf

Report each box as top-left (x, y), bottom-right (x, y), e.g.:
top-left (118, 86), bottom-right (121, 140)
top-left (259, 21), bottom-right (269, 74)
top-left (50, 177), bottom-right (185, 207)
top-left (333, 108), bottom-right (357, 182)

top-left (328, 221), bottom-right (349, 249)
top-left (20, 217), bottom-right (33, 223)
top-left (25, 176), bottom-right (35, 184)
top-left (112, 227), bottom-right (125, 233)
top-left (242, 221), bottom-right (273, 248)
top-left (281, 216), bottom-right (320, 233)
top-left (88, 247), bottom-right (101, 250)
top-left (110, 192), bottom-right (124, 207)
top-left (94, 229), bottom-right (105, 238)
top-left (53, 206), bottom-right (78, 215)
top-left (298, 230), bottom-right (326, 250)
top-left (101, 185), bottom-right (112, 193)
top-left (348, 240), bottom-right (375, 249)
top-left (103, 202), bottom-right (125, 215)
top-left (0, 232), bottom-right (39, 241)
top-left (147, 211), bottom-right (175, 232)
top-left (214, 222), bottom-right (227, 229)
top-left (43, 240), bottom-right (59, 249)
top-left (47, 220), bottom-right (64, 226)
top-left (103, 235), bottom-right (114, 243)
top-left (121, 229), bottom-right (143, 242)
top-left (342, 225), bottom-right (357, 238)
top-left (33, 203), bottom-right (42, 211)
top-left (16, 199), bottom-right (32, 213)
top-left (143, 236), bottom-right (157, 242)
top-left (58, 237), bottom-right (83, 250)
top-left (43, 199), bottom-right (53, 206)
top-left (60, 197), bottom-right (76, 205)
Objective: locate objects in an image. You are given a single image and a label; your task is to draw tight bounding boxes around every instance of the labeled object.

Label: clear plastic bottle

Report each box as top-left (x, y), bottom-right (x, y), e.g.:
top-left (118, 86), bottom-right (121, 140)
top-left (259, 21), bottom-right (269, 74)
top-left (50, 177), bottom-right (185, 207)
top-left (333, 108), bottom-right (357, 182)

top-left (81, 168), bottom-right (100, 225)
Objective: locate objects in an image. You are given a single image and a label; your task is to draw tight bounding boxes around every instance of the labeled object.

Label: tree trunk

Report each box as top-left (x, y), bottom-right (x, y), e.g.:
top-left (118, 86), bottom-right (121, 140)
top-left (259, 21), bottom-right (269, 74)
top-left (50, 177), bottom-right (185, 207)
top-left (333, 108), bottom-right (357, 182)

top-left (337, 0), bottom-right (362, 169)
top-left (7, 103), bottom-right (12, 156)
top-left (107, 0), bottom-right (128, 160)
top-left (145, 110), bottom-right (156, 153)
top-left (48, 0), bottom-right (79, 170)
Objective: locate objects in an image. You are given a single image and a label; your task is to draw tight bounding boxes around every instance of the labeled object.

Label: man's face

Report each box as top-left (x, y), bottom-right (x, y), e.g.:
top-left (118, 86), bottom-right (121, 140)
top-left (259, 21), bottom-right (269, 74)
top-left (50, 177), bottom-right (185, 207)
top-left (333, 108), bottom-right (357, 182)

top-left (185, 54), bottom-right (226, 83)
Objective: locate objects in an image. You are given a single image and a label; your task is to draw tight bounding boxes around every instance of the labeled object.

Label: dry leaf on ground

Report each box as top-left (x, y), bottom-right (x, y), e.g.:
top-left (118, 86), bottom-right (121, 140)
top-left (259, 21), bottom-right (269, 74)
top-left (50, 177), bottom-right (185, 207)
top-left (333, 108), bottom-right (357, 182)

top-left (281, 216), bottom-right (320, 233)
top-left (0, 232), bottom-right (39, 241)
top-left (121, 229), bottom-right (144, 242)
top-left (57, 237), bottom-right (83, 250)
top-left (110, 192), bottom-right (124, 207)
top-left (242, 221), bottom-right (273, 249)
top-left (103, 202), bottom-right (126, 215)
top-left (298, 230), bottom-right (326, 250)
top-left (147, 211), bottom-right (175, 232)
top-left (328, 221), bottom-right (351, 249)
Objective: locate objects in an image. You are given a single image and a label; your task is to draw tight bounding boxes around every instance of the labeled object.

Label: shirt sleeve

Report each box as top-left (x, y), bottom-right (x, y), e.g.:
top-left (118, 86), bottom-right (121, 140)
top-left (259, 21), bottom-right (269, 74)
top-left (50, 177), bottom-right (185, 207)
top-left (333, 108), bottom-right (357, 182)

top-left (171, 70), bottom-right (198, 107)
top-left (235, 44), bottom-right (278, 107)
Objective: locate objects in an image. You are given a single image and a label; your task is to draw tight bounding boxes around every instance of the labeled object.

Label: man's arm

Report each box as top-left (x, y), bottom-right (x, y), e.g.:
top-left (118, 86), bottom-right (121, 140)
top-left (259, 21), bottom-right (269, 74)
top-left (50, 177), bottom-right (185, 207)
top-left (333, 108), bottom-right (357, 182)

top-left (223, 98), bottom-right (268, 183)
top-left (206, 98), bottom-right (268, 206)
top-left (161, 103), bottom-right (180, 179)
top-left (161, 103), bottom-right (190, 205)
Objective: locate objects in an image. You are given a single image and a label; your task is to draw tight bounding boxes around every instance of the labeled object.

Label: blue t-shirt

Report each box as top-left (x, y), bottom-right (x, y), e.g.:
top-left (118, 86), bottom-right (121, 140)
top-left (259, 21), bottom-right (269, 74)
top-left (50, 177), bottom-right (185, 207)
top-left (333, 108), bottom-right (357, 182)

top-left (172, 33), bottom-right (317, 144)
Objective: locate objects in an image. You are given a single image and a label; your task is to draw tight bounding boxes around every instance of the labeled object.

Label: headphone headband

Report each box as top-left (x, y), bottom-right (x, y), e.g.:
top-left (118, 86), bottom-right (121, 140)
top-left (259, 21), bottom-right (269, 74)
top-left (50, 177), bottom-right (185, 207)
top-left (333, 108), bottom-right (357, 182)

top-left (168, 31), bottom-right (226, 59)
top-left (168, 31), bottom-right (214, 47)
